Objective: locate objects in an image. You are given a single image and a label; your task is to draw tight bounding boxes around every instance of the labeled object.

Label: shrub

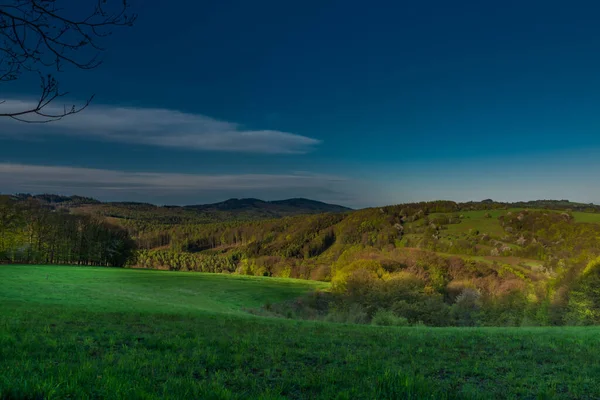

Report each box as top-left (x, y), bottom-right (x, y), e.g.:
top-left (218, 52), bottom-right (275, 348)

top-left (565, 256), bottom-right (600, 325)
top-left (332, 259), bottom-right (388, 287)
top-left (371, 309), bottom-right (409, 326)
top-left (452, 288), bottom-right (482, 326)
top-left (480, 290), bottom-right (528, 326)
top-left (338, 268), bottom-right (378, 298)
top-left (324, 304), bottom-right (369, 324)
top-left (391, 295), bottom-right (452, 326)
top-left (310, 264), bottom-right (331, 281)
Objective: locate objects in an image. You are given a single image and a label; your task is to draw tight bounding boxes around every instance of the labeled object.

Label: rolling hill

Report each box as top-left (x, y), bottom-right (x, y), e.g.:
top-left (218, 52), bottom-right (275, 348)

top-left (185, 197), bottom-right (351, 216)
top-left (8, 194), bottom-right (352, 224)
top-left (3, 265), bottom-right (600, 398)
top-left (4, 194), bottom-right (600, 327)
top-left (4, 196), bottom-right (600, 397)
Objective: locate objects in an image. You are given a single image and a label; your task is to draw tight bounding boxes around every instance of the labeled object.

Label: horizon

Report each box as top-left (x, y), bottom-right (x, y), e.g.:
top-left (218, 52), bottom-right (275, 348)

top-left (4, 191), bottom-right (596, 210)
top-left (3, 1), bottom-right (600, 208)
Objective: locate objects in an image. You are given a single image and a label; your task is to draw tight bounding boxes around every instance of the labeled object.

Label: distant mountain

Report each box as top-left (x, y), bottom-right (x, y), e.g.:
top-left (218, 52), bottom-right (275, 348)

top-left (186, 198), bottom-right (351, 214)
top-left (271, 198), bottom-right (351, 212)
top-left (6, 195), bottom-right (352, 225)
top-left (186, 198), bottom-right (270, 211)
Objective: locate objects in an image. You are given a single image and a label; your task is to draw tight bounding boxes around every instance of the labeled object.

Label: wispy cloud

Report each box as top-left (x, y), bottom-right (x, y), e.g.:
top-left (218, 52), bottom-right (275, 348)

top-left (0, 100), bottom-right (321, 154)
top-left (0, 163), bottom-right (356, 205)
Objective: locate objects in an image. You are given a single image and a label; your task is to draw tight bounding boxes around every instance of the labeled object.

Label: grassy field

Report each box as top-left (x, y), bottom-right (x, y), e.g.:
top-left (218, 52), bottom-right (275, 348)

top-left (2, 265), bottom-right (600, 399)
top-left (435, 209), bottom-right (527, 237)
top-left (572, 212), bottom-right (600, 224)
top-left (444, 209), bottom-right (600, 229)
top-left (445, 211), bottom-right (506, 237)
top-left (406, 209), bottom-right (546, 270)
top-left (0, 265), bottom-right (327, 315)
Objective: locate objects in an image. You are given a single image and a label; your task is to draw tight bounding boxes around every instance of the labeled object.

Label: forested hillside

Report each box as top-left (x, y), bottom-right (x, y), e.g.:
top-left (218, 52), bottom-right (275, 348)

top-left (4, 193), bottom-right (600, 326)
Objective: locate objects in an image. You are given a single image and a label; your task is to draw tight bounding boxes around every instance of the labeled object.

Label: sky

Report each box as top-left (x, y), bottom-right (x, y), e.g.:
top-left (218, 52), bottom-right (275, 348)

top-left (2, 0), bottom-right (600, 208)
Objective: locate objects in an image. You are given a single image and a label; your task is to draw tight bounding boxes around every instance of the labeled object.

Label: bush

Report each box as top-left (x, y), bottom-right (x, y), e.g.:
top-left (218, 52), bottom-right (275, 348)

top-left (332, 259), bottom-right (388, 288)
top-left (324, 304), bottom-right (369, 324)
top-left (452, 288), bottom-right (482, 326)
top-left (310, 264), bottom-right (331, 281)
top-left (372, 309), bottom-right (409, 326)
top-left (391, 295), bottom-right (452, 326)
top-left (565, 256), bottom-right (600, 325)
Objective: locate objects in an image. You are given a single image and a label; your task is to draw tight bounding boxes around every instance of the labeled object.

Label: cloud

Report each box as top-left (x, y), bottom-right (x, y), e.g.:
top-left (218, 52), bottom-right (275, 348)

top-left (0, 100), bottom-right (321, 154)
top-left (0, 163), bottom-right (357, 205)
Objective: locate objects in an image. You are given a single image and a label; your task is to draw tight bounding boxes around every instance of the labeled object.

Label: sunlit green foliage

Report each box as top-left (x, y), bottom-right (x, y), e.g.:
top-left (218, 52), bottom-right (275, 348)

top-left (565, 256), bottom-right (600, 325)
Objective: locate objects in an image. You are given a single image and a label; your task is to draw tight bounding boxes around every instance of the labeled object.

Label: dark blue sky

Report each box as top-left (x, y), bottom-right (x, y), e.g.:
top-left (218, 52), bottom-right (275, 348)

top-left (2, 0), bottom-right (600, 207)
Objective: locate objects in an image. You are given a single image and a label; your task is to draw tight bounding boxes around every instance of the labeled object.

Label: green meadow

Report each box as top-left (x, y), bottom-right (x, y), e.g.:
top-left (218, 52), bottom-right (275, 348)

top-left (433, 209), bottom-right (524, 237)
top-left (2, 265), bottom-right (600, 399)
top-left (0, 265), bottom-right (327, 315)
top-left (571, 211), bottom-right (600, 224)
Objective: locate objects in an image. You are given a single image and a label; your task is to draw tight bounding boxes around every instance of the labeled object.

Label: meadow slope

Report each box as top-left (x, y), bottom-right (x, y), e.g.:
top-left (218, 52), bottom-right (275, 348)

top-left (2, 265), bottom-right (600, 399)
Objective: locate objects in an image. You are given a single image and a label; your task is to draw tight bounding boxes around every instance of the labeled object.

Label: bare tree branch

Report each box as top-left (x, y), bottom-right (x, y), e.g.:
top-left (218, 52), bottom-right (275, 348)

top-left (0, 0), bottom-right (136, 122)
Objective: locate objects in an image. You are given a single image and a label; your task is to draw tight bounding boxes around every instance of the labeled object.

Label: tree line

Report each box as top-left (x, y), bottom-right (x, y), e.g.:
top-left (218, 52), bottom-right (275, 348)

top-left (0, 196), bottom-right (135, 267)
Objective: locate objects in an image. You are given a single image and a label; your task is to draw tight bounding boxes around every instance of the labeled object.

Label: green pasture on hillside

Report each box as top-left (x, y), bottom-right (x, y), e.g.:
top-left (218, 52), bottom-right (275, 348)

top-left (2, 265), bottom-right (600, 399)
top-left (572, 212), bottom-right (600, 224)
top-left (437, 209), bottom-right (600, 240)
top-left (435, 209), bottom-right (524, 237)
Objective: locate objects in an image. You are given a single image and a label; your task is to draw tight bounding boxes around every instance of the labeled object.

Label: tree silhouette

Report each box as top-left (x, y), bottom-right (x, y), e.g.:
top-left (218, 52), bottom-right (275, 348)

top-left (0, 0), bottom-right (135, 122)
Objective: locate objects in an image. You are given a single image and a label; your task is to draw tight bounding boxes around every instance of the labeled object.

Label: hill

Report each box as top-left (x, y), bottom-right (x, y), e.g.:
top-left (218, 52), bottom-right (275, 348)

top-left (10, 193), bottom-right (100, 206)
top-left (68, 197), bottom-right (600, 227)
top-left (127, 200), bottom-right (600, 326)
top-left (4, 195), bottom-right (600, 327)
top-left (3, 265), bottom-right (600, 399)
top-left (13, 195), bottom-right (352, 225)
top-left (5, 197), bottom-right (600, 397)
top-left (184, 197), bottom-right (351, 217)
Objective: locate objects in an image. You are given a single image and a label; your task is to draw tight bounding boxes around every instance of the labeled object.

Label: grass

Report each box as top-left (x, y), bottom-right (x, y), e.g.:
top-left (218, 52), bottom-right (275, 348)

top-left (406, 209), bottom-right (545, 271)
top-left (431, 208), bottom-right (600, 237)
top-left (0, 265), bottom-right (327, 315)
top-left (2, 265), bottom-right (600, 399)
top-left (572, 212), bottom-right (600, 224)
top-left (439, 209), bottom-right (523, 237)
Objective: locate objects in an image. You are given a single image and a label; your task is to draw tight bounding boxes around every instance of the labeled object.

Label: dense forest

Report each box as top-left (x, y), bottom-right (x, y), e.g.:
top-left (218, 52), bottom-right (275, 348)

top-left (4, 193), bottom-right (600, 326)
top-left (0, 196), bottom-right (134, 267)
